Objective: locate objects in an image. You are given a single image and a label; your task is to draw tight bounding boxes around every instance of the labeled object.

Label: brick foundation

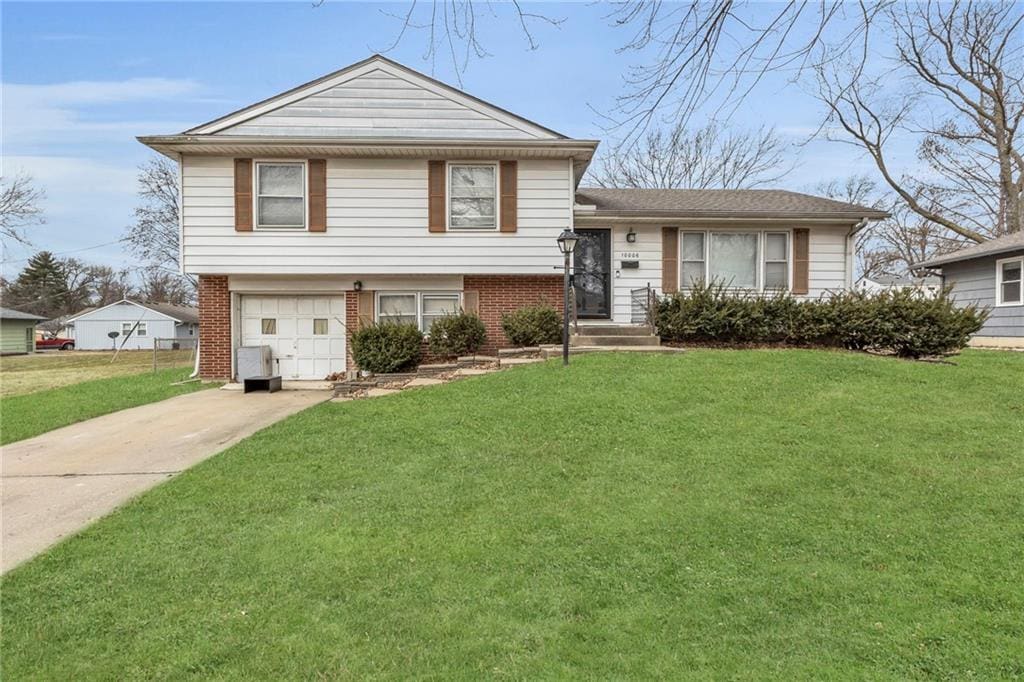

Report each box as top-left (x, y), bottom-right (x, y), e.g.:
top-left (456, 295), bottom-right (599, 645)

top-left (198, 275), bottom-right (232, 380)
top-left (464, 274), bottom-right (563, 354)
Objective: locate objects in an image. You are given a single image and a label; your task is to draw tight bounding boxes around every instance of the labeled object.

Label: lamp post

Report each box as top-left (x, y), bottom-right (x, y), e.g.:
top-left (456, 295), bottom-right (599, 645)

top-left (556, 229), bottom-right (579, 366)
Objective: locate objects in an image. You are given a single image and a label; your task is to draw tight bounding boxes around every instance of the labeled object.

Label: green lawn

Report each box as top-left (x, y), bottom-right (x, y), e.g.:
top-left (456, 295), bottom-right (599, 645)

top-left (0, 367), bottom-right (214, 445)
top-left (0, 350), bottom-right (195, 398)
top-left (3, 350), bottom-right (1022, 678)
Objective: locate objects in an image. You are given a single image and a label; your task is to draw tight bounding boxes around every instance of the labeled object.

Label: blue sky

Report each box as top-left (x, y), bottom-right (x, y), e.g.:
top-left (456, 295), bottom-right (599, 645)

top-left (2, 2), bottom-right (895, 271)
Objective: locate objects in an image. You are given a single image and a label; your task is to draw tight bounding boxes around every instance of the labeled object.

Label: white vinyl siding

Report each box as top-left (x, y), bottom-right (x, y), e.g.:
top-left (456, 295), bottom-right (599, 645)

top-left (181, 156), bottom-right (571, 275)
top-left (215, 66), bottom-right (551, 140)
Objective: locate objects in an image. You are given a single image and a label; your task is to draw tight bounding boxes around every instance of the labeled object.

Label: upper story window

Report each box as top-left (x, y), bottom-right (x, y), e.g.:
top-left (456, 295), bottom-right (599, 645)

top-left (256, 162), bottom-right (305, 229)
top-left (680, 230), bottom-right (790, 292)
top-left (449, 163), bottom-right (497, 230)
top-left (997, 256), bottom-right (1023, 306)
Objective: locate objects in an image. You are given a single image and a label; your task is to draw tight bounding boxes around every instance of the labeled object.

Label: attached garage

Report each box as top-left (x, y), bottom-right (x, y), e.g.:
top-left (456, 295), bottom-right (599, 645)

top-left (240, 295), bottom-right (347, 380)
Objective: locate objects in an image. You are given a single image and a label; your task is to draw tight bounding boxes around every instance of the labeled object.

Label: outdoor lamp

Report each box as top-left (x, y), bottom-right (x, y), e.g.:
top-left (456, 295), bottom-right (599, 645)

top-left (556, 229), bottom-right (578, 366)
top-left (626, 228), bottom-right (637, 243)
top-left (556, 229), bottom-right (579, 255)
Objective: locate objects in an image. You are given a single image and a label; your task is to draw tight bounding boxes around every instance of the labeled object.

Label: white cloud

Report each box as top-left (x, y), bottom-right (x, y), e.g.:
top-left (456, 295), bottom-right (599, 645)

top-left (2, 77), bottom-right (202, 142)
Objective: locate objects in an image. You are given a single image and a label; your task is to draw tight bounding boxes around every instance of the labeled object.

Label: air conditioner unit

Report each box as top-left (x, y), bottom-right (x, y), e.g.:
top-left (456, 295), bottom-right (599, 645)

top-left (236, 345), bottom-right (273, 381)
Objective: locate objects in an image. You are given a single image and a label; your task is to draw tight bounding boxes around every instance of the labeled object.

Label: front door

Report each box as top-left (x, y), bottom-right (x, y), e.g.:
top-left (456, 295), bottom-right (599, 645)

top-left (574, 229), bottom-right (611, 319)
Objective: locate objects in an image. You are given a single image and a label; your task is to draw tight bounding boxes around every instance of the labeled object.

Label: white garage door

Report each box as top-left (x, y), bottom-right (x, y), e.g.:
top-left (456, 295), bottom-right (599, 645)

top-left (240, 296), bottom-right (347, 380)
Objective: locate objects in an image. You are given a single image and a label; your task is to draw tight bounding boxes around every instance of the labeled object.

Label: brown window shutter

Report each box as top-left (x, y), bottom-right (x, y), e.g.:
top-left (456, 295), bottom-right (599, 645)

top-left (356, 290), bottom-right (375, 329)
top-left (428, 160), bottom-right (446, 233)
top-left (234, 158), bottom-right (253, 232)
top-left (499, 160), bottom-right (517, 233)
top-left (462, 290), bottom-right (480, 315)
top-left (308, 159), bottom-right (327, 232)
top-left (662, 227), bottom-right (679, 293)
top-left (792, 228), bottom-right (810, 294)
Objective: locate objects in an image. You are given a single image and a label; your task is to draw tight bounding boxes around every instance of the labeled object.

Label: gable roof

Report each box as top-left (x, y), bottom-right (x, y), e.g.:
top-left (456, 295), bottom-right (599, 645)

top-left (574, 188), bottom-right (889, 221)
top-left (0, 307), bottom-right (46, 321)
top-left (183, 54), bottom-right (566, 140)
top-left (916, 230), bottom-right (1024, 269)
top-left (65, 299), bottom-right (198, 325)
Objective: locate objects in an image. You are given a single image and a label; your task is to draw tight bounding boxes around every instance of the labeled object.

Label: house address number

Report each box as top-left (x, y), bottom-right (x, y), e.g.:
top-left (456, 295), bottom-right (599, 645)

top-left (619, 252), bottom-right (640, 259)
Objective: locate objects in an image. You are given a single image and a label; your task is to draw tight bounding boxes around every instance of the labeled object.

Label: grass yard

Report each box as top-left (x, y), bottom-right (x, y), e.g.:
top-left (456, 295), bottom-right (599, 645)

top-left (0, 367), bottom-right (214, 445)
top-left (2, 350), bottom-right (1022, 678)
top-left (0, 349), bottom-right (194, 398)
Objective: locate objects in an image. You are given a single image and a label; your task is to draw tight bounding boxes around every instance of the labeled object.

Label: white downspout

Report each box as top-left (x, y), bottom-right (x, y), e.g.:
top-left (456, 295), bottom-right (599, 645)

top-left (845, 217), bottom-right (870, 289)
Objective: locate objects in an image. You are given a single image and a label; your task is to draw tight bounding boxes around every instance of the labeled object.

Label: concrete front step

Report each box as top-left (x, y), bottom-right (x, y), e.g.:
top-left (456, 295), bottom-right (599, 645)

top-left (570, 334), bottom-right (660, 347)
top-left (575, 325), bottom-right (653, 336)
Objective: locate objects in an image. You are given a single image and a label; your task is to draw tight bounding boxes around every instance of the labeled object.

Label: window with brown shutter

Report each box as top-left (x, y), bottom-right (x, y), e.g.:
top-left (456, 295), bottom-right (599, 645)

top-left (499, 160), bottom-right (517, 233)
top-left (428, 160), bottom-right (446, 233)
top-left (308, 159), bottom-right (327, 232)
top-left (356, 290), bottom-right (375, 329)
top-left (234, 158), bottom-right (253, 232)
top-left (792, 228), bottom-right (810, 295)
top-left (462, 290), bottom-right (480, 315)
top-left (662, 227), bottom-right (679, 293)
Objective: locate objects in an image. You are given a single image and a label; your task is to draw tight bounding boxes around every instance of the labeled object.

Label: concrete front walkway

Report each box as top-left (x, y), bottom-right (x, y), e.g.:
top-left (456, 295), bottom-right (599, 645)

top-left (1, 389), bottom-right (327, 574)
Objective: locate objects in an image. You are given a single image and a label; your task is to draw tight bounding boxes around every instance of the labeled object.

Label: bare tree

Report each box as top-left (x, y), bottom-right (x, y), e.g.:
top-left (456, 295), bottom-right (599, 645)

top-left (0, 173), bottom-right (45, 245)
top-left (815, 175), bottom-right (969, 279)
top-left (136, 267), bottom-right (195, 306)
top-left (372, 0), bottom-right (563, 86)
top-left (813, 1), bottom-right (1023, 242)
top-left (88, 265), bottom-right (135, 306)
top-left (588, 122), bottom-right (790, 189)
top-left (125, 157), bottom-right (185, 275)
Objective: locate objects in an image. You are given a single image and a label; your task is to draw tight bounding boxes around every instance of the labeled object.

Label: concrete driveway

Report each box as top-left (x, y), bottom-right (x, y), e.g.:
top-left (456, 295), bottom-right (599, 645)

top-left (2, 388), bottom-right (327, 574)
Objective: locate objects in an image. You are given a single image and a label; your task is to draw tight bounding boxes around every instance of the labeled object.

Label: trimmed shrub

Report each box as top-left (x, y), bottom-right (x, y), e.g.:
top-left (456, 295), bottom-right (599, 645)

top-left (350, 322), bottom-right (424, 373)
top-left (501, 304), bottom-right (562, 347)
top-left (429, 312), bottom-right (487, 358)
top-left (654, 281), bottom-right (987, 358)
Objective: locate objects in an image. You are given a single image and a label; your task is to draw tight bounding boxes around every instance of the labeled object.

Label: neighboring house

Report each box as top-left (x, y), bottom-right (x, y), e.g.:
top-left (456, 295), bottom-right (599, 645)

top-left (0, 307), bottom-right (45, 355)
top-left (39, 308), bottom-right (95, 340)
top-left (65, 299), bottom-right (199, 350)
top-left (917, 231), bottom-right (1024, 348)
top-left (139, 54), bottom-right (886, 381)
top-left (857, 274), bottom-right (942, 298)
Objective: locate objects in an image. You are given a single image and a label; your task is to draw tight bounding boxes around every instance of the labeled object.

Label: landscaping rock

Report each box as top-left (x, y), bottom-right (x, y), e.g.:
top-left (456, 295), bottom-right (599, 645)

top-left (500, 357), bottom-right (544, 366)
top-left (455, 368), bottom-right (495, 377)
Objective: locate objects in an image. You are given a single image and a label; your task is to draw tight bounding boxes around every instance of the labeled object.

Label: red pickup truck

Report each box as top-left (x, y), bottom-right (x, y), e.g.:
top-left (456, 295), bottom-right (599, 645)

top-left (36, 335), bottom-right (75, 351)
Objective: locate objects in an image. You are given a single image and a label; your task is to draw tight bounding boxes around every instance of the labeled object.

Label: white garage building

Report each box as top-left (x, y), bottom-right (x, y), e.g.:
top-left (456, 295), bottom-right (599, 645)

top-left (66, 299), bottom-right (199, 351)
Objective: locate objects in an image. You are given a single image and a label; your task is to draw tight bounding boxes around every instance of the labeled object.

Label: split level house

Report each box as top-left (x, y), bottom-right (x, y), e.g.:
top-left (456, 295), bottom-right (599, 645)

top-left (140, 55), bottom-right (887, 381)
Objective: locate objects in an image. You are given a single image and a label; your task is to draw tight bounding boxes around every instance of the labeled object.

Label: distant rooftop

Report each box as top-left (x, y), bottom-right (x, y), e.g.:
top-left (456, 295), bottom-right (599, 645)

top-left (0, 307), bottom-right (46, 321)
top-left (575, 188), bottom-right (889, 220)
top-left (916, 230), bottom-right (1024, 269)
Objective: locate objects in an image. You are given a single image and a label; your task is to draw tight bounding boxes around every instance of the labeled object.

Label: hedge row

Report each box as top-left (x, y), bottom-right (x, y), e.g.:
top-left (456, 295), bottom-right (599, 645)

top-left (654, 282), bottom-right (987, 358)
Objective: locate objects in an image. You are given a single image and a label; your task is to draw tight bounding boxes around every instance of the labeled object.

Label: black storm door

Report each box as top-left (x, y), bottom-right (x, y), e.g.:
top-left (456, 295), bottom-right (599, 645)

top-left (574, 229), bottom-right (612, 319)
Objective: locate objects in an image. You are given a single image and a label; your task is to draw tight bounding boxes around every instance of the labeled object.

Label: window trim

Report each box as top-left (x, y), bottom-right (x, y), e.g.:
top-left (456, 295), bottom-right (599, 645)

top-left (763, 231), bottom-right (791, 291)
top-left (995, 255), bottom-right (1024, 307)
top-left (447, 161), bottom-right (499, 231)
top-left (375, 291), bottom-right (464, 334)
top-left (121, 321), bottom-right (148, 337)
top-left (253, 160), bottom-right (308, 231)
top-left (678, 229), bottom-right (792, 292)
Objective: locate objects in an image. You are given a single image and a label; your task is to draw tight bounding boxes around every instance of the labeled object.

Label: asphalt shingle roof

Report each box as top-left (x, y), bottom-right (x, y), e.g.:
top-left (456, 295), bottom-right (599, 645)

top-left (0, 307), bottom-right (46, 321)
top-left (916, 230), bottom-right (1024, 268)
top-left (135, 301), bottom-right (199, 324)
top-left (575, 188), bottom-right (889, 220)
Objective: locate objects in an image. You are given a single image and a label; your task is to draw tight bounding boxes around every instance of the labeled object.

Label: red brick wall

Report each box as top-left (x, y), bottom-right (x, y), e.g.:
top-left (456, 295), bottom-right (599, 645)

top-left (198, 275), bottom-right (232, 380)
top-left (464, 274), bottom-right (563, 353)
